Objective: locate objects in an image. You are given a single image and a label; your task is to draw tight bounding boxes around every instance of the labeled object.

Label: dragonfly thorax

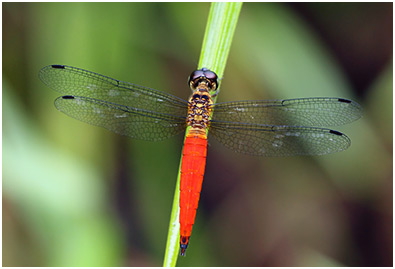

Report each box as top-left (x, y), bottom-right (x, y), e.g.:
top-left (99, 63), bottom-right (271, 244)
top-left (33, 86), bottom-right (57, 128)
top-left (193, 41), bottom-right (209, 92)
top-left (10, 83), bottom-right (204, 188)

top-left (187, 91), bottom-right (213, 129)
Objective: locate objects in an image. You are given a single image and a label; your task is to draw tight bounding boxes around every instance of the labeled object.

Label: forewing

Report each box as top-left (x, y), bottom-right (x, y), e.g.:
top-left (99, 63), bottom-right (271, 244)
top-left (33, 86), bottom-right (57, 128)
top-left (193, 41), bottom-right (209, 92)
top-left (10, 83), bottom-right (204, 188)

top-left (209, 121), bottom-right (351, 156)
top-left (212, 97), bottom-right (362, 127)
top-left (39, 65), bottom-right (188, 117)
top-left (55, 96), bottom-right (187, 141)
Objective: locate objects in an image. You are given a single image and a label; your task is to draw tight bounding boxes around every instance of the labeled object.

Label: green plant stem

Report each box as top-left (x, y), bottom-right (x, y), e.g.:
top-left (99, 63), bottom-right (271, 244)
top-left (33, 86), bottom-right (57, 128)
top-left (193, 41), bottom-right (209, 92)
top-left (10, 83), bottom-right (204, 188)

top-left (163, 2), bottom-right (242, 267)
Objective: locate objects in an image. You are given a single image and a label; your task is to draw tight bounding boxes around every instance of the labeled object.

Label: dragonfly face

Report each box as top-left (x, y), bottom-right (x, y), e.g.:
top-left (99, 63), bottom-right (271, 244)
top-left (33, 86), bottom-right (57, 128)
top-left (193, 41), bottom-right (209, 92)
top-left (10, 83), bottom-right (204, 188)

top-left (39, 65), bottom-right (362, 257)
top-left (188, 68), bottom-right (218, 92)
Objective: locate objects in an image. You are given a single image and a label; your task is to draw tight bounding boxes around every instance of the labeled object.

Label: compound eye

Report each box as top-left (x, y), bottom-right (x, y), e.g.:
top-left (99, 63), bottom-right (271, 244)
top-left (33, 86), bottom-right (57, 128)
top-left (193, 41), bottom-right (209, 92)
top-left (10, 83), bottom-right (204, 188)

top-left (202, 69), bottom-right (218, 90)
top-left (188, 70), bottom-right (205, 84)
top-left (203, 70), bottom-right (218, 81)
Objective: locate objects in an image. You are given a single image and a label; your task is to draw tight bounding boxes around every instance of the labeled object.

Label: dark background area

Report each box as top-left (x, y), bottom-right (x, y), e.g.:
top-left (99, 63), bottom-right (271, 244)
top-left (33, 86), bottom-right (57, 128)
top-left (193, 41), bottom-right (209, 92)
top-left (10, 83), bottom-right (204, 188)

top-left (3, 2), bottom-right (392, 266)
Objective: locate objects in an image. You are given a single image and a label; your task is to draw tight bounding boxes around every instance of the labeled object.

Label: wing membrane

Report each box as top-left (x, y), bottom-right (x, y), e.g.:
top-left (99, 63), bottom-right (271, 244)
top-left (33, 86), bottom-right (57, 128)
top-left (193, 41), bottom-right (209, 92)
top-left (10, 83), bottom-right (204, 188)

top-left (55, 96), bottom-right (187, 141)
top-left (209, 121), bottom-right (351, 156)
top-left (39, 65), bottom-right (188, 117)
top-left (213, 98), bottom-right (362, 127)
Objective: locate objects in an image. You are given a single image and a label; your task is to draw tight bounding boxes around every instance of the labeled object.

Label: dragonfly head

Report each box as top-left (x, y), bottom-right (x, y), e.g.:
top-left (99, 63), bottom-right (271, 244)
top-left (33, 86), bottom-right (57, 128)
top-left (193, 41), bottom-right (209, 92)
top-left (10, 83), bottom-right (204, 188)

top-left (188, 68), bottom-right (218, 92)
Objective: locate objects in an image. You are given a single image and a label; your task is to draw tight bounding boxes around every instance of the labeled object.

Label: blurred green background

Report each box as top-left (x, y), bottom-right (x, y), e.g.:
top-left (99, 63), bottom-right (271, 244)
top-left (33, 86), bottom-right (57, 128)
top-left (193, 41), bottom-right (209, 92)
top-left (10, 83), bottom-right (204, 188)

top-left (3, 2), bottom-right (392, 266)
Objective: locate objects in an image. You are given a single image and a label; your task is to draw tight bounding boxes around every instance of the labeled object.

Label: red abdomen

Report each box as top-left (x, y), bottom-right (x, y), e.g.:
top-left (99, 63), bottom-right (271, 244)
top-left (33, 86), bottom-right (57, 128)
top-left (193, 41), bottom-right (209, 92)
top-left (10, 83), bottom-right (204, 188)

top-left (179, 129), bottom-right (207, 255)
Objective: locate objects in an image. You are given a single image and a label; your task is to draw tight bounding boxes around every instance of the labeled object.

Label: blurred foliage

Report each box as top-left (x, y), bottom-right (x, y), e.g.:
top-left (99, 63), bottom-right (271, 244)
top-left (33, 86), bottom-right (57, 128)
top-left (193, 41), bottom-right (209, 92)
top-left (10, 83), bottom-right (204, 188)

top-left (3, 2), bottom-right (392, 266)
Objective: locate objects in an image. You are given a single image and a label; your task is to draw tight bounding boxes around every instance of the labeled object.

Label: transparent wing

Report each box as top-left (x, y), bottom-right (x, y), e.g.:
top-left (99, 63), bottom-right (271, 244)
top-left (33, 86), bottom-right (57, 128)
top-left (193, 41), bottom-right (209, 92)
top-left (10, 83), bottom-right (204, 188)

top-left (40, 65), bottom-right (189, 140)
top-left (209, 122), bottom-right (351, 156)
top-left (39, 65), bottom-right (188, 117)
top-left (55, 96), bottom-right (187, 141)
top-left (212, 97), bottom-right (362, 127)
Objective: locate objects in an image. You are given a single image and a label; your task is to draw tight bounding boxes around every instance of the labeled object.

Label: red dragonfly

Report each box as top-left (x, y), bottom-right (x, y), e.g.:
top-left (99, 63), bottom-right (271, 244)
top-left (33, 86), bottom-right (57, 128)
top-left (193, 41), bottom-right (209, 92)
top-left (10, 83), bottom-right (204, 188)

top-left (39, 65), bottom-right (362, 256)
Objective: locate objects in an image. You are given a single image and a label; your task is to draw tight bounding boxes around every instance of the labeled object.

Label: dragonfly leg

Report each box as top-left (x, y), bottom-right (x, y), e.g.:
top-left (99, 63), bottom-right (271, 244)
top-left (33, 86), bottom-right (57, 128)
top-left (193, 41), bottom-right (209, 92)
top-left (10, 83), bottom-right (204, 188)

top-left (211, 88), bottom-right (220, 98)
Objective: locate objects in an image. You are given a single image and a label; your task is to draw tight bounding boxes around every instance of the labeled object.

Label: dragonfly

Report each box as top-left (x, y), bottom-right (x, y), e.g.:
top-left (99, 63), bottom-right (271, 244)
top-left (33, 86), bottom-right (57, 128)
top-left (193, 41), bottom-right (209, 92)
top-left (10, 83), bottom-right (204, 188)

top-left (39, 64), bottom-right (362, 256)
